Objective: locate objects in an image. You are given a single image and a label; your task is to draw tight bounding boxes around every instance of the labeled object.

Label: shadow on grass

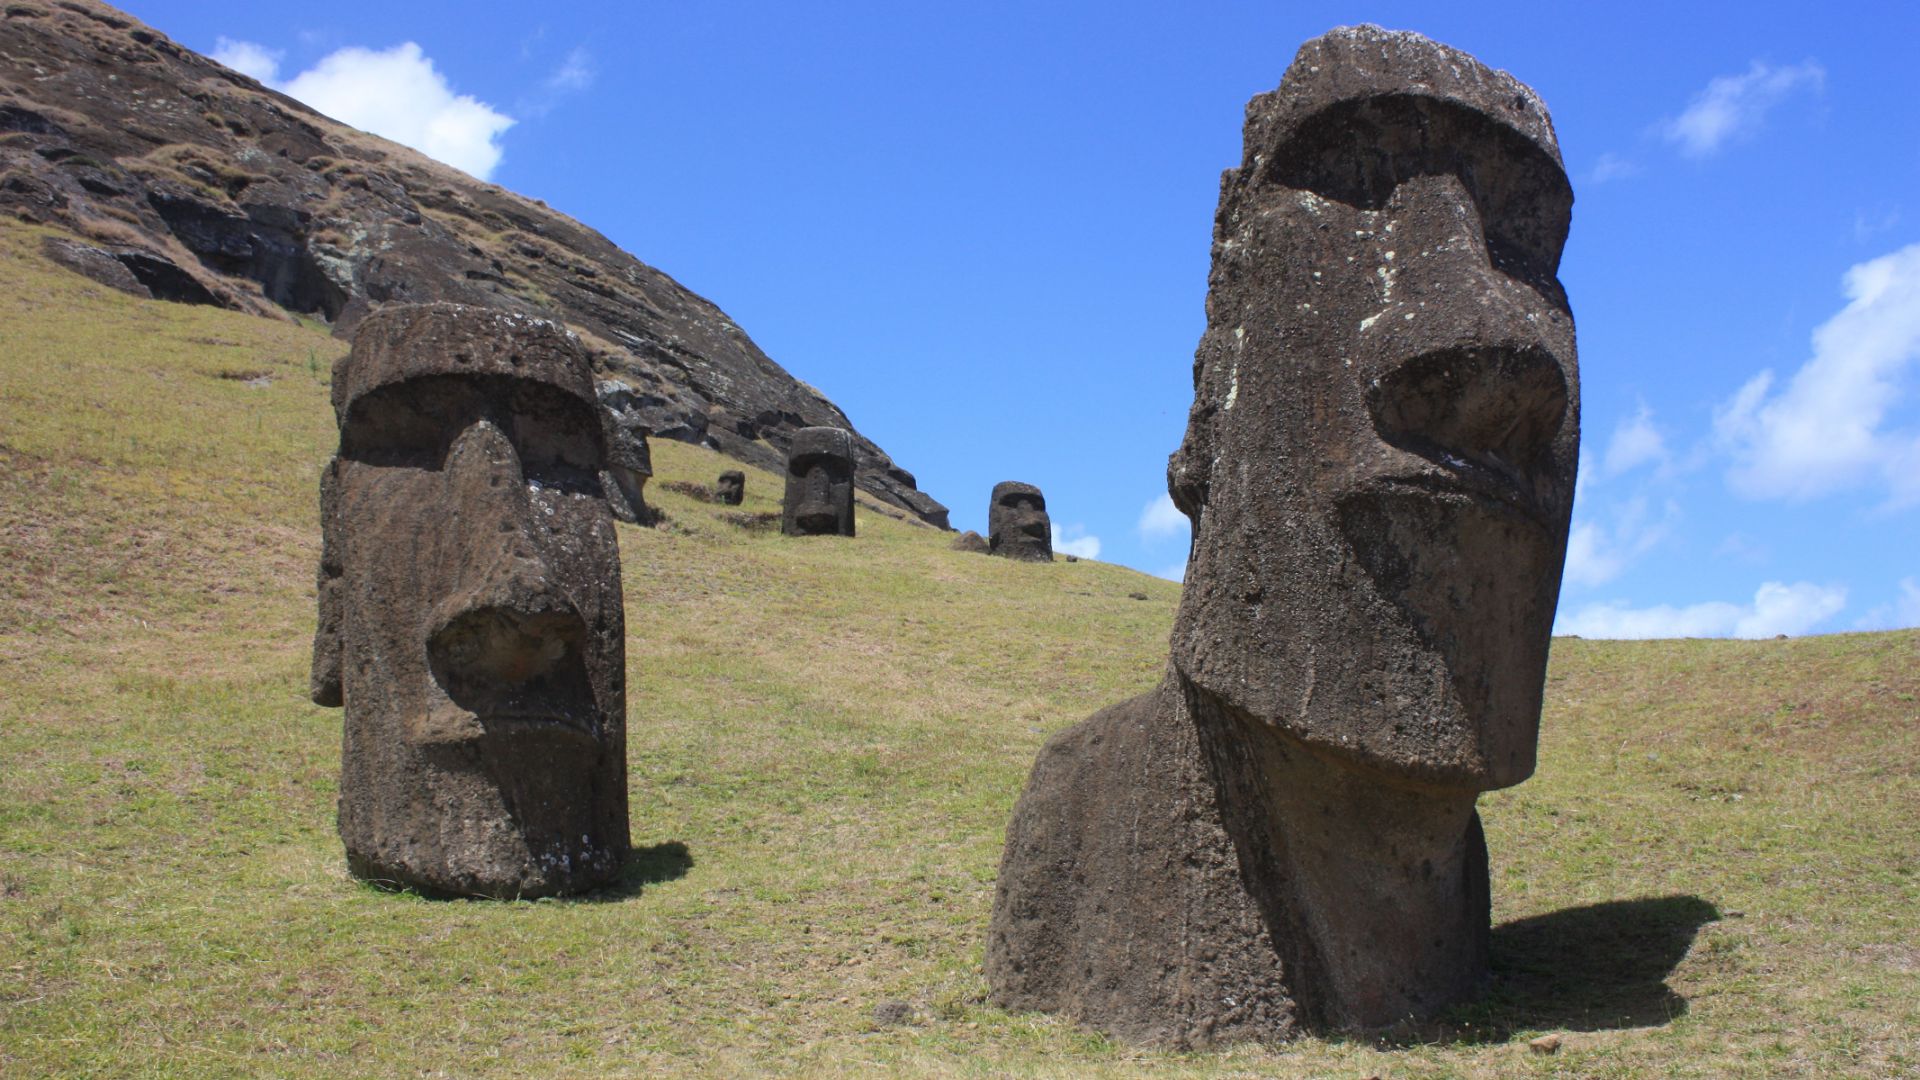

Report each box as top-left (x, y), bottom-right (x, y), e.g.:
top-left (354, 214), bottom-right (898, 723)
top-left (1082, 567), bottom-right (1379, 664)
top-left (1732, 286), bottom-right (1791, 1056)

top-left (574, 840), bottom-right (695, 903)
top-left (1397, 894), bottom-right (1720, 1045)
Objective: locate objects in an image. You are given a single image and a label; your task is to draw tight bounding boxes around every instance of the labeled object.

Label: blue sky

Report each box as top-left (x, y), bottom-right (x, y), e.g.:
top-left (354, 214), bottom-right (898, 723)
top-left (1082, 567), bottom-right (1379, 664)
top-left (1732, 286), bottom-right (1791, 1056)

top-left (125, 0), bottom-right (1920, 637)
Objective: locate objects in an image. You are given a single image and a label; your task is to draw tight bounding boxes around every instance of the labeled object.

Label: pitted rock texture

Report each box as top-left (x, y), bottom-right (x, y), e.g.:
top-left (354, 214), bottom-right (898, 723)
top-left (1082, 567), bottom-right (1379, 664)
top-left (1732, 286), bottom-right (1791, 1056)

top-left (596, 380), bottom-right (652, 524)
top-left (0, 0), bottom-right (948, 527)
top-left (988, 25), bottom-right (1578, 1046)
top-left (312, 303), bottom-right (630, 899)
top-left (781, 426), bottom-right (856, 537)
top-left (987, 481), bottom-right (1052, 562)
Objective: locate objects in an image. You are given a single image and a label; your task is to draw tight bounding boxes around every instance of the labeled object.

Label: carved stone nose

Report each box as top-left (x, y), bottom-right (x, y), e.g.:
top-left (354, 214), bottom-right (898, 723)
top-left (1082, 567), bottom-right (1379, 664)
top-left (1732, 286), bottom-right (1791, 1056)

top-left (428, 420), bottom-right (592, 724)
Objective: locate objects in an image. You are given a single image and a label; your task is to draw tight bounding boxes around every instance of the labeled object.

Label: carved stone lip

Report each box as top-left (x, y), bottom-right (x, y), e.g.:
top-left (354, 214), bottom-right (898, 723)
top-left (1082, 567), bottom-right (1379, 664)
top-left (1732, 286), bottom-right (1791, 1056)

top-left (1365, 460), bottom-right (1555, 530)
top-left (476, 711), bottom-right (600, 743)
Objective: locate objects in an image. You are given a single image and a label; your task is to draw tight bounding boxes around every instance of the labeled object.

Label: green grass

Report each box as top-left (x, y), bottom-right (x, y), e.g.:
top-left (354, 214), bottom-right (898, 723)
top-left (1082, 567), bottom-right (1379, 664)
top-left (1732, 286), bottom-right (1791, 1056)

top-left (1, 217), bottom-right (1916, 1077)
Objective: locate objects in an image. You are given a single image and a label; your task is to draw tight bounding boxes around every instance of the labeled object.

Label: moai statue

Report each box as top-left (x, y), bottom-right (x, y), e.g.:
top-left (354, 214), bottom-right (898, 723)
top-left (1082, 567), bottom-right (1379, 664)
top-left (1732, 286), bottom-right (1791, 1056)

top-left (311, 304), bottom-right (630, 899)
top-left (987, 26), bottom-right (1579, 1045)
top-left (781, 426), bottom-right (856, 536)
top-left (716, 470), bottom-right (746, 506)
top-left (596, 381), bottom-right (654, 524)
top-left (988, 482), bottom-right (1052, 562)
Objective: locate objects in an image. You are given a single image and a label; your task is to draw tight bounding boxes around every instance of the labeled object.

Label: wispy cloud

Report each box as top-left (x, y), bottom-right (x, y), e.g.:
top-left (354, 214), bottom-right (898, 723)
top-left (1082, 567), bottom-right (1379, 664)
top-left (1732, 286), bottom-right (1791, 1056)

top-left (1563, 496), bottom-right (1679, 588)
top-left (1137, 492), bottom-right (1187, 540)
top-left (1153, 560), bottom-right (1187, 583)
top-left (1054, 524), bottom-right (1101, 560)
top-left (1854, 578), bottom-right (1920, 630)
top-left (518, 46), bottom-right (595, 118)
top-left (211, 39), bottom-right (514, 180)
top-left (1557, 580), bottom-right (1846, 639)
top-left (1715, 242), bottom-right (1920, 507)
top-left (1602, 403), bottom-right (1670, 478)
top-left (1661, 59), bottom-right (1824, 158)
top-left (1588, 152), bottom-right (1641, 185)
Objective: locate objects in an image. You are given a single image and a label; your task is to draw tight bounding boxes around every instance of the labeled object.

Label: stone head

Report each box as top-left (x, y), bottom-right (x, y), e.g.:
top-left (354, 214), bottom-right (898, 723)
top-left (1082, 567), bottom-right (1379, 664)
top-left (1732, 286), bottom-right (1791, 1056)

top-left (988, 481), bottom-right (1053, 562)
top-left (716, 470), bottom-right (746, 506)
top-left (311, 303), bottom-right (629, 897)
top-left (1166, 26), bottom-right (1579, 793)
top-left (781, 426), bottom-right (855, 536)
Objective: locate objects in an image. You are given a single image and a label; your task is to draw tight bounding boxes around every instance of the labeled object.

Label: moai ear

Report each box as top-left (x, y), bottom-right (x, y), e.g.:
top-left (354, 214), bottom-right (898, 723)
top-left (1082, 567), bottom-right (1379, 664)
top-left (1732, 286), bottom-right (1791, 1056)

top-left (310, 458), bottom-right (344, 708)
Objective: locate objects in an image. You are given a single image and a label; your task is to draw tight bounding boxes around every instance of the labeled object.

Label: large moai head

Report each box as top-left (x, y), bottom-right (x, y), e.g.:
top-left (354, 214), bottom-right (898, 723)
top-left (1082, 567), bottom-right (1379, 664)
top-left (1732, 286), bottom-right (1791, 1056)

top-left (311, 303), bottom-right (630, 898)
top-left (1166, 26), bottom-right (1579, 793)
top-left (781, 426), bottom-right (855, 536)
top-left (987, 482), bottom-right (1052, 562)
top-left (716, 470), bottom-right (746, 506)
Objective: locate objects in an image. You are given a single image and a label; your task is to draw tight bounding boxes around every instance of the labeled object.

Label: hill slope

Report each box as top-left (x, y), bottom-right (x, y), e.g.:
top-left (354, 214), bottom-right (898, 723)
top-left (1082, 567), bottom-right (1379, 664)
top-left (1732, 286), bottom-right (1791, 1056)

top-left (0, 0), bottom-right (948, 526)
top-left (1, 224), bottom-right (1916, 1076)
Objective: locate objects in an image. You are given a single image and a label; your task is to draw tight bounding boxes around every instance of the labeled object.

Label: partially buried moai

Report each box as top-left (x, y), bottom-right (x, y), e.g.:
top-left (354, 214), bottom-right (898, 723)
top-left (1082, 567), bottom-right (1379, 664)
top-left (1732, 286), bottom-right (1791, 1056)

top-left (781, 426), bottom-right (855, 536)
top-left (716, 470), bottom-right (745, 506)
top-left (596, 380), bottom-right (653, 524)
top-left (987, 26), bottom-right (1579, 1045)
top-left (987, 482), bottom-right (1051, 562)
top-left (311, 303), bottom-right (630, 899)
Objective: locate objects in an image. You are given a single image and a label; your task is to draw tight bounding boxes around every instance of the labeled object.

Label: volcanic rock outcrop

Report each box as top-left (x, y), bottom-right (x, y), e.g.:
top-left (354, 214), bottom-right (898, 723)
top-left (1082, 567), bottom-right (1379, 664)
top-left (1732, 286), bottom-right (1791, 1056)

top-left (0, 0), bottom-right (947, 526)
top-left (781, 426), bottom-right (856, 537)
top-left (313, 303), bottom-right (630, 899)
top-left (987, 482), bottom-right (1052, 562)
top-left (986, 26), bottom-right (1580, 1046)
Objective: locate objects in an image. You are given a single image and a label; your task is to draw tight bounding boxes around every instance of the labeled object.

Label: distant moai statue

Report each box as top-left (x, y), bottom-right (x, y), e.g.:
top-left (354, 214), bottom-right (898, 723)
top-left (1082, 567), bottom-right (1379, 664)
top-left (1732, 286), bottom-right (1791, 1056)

top-left (311, 303), bottom-right (630, 899)
top-left (781, 426), bottom-right (855, 536)
top-left (596, 380), bottom-right (654, 524)
top-left (716, 470), bottom-right (746, 506)
top-left (987, 26), bottom-right (1580, 1045)
top-left (988, 482), bottom-right (1052, 562)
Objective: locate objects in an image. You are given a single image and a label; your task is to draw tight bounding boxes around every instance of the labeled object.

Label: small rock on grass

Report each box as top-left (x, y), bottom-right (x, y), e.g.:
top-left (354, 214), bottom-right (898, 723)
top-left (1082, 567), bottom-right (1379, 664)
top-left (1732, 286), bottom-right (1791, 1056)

top-left (1529, 1033), bottom-right (1564, 1054)
top-left (872, 1000), bottom-right (916, 1026)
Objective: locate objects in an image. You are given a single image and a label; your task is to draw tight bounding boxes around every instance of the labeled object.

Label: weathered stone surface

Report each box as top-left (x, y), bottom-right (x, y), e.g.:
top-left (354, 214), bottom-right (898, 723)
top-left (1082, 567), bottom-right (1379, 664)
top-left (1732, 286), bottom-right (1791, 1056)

top-left (0, 0), bottom-right (949, 527)
top-left (312, 303), bottom-right (630, 899)
top-left (715, 470), bottom-right (745, 506)
top-left (987, 481), bottom-right (1052, 562)
top-left (950, 530), bottom-right (989, 554)
top-left (988, 25), bottom-right (1579, 1046)
top-left (781, 426), bottom-right (855, 537)
top-left (596, 380), bottom-right (653, 524)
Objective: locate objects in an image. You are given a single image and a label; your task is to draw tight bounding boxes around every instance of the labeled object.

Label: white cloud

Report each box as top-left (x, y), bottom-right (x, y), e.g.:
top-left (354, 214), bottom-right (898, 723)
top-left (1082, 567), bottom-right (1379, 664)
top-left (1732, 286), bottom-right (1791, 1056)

top-left (1557, 581), bottom-right (1846, 639)
top-left (1562, 496), bottom-right (1678, 589)
top-left (1662, 60), bottom-right (1824, 158)
top-left (1602, 403), bottom-right (1670, 477)
top-left (1153, 560), bottom-right (1188, 583)
top-left (1715, 243), bottom-right (1920, 506)
top-left (1052, 522), bottom-right (1100, 560)
top-left (213, 39), bottom-right (514, 180)
top-left (211, 37), bottom-right (283, 83)
top-left (1055, 534), bottom-right (1101, 559)
top-left (1138, 493), bottom-right (1188, 540)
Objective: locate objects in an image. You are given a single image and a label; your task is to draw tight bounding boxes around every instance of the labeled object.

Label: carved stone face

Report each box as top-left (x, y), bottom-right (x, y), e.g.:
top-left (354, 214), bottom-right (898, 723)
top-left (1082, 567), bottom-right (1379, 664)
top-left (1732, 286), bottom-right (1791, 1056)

top-left (312, 304), bottom-right (628, 897)
top-left (1167, 28), bottom-right (1579, 793)
top-left (988, 481), bottom-right (1052, 562)
top-left (716, 470), bottom-right (746, 506)
top-left (781, 427), bottom-right (855, 536)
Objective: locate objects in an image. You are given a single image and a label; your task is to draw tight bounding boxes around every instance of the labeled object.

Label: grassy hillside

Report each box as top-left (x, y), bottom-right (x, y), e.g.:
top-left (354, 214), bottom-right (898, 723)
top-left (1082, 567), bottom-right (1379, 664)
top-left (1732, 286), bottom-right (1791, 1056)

top-left (0, 218), bottom-right (1915, 1078)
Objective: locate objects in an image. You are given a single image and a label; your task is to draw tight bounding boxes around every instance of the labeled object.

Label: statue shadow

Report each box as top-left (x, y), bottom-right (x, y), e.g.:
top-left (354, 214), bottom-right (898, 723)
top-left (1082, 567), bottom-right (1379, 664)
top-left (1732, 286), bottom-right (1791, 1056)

top-left (571, 840), bottom-right (694, 903)
top-left (1391, 894), bottom-right (1720, 1044)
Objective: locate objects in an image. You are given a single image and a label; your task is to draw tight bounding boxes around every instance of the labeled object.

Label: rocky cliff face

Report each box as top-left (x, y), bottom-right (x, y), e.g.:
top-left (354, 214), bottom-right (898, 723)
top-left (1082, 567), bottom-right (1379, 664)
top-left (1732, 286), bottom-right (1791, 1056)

top-left (0, 0), bottom-right (948, 527)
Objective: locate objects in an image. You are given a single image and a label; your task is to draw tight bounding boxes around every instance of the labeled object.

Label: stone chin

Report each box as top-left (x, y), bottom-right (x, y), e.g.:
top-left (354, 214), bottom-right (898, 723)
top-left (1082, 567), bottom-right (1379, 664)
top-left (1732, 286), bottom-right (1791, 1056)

top-left (1168, 478), bottom-right (1560, 794)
